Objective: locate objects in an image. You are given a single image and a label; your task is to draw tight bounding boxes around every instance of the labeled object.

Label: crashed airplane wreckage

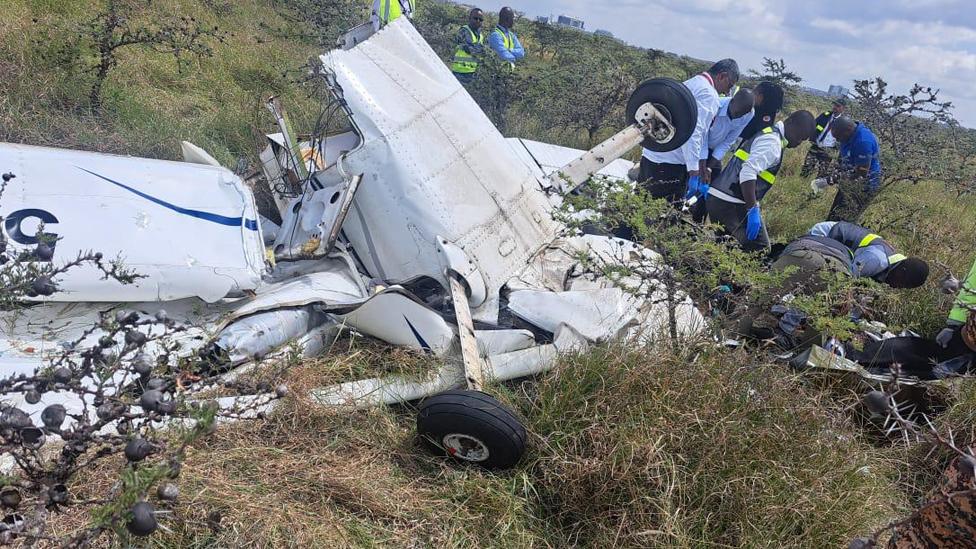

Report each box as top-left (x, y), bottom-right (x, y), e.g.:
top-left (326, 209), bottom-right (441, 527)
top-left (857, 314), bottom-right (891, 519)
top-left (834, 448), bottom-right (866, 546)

top-left (0, 19), bottom-right (704, 468)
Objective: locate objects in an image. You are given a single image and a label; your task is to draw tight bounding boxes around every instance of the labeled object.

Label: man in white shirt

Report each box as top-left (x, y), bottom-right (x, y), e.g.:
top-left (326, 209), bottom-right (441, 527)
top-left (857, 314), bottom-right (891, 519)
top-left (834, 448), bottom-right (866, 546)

top-left (702, 88), bottom-right (755, 179)
top-left (704, 110), bottom-right (817, 252)
top-left (638, 59), bottom-right (740, 204)
top-left (802, 97), bottom-right (847, 183)
top-left (686, 88), bottom-right (753, 221)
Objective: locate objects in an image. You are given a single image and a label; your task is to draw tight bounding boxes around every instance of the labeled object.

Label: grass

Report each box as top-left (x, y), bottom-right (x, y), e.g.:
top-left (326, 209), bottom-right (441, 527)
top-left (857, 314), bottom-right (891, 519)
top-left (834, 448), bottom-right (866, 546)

top-left (55, 340), bottom-right (906, 547)
top-left (4, 1), bottom-right (975, 546)
top-left (0, 0), bottom-right (323, 166)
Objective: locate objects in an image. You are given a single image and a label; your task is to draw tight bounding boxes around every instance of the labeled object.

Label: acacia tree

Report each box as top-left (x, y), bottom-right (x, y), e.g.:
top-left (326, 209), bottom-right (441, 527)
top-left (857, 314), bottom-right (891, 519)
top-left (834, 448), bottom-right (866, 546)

top-left (747, 57), bottom-right (802, 89)
top-left (43, 0), bottom-right (227, 111)
top-left (522, 42), bottom-right (641, 147)
top-left (745, 57), bottom-right (803, 107)
top-left (851, 78), bottom-right (958, 190)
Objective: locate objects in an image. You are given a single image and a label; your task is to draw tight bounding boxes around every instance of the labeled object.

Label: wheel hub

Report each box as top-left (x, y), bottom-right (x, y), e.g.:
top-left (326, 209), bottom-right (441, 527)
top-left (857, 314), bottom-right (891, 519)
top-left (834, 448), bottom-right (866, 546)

top-left (442, 433), bottom-right (490, 462)
top-left (635, 102), bottom-right (676, 144)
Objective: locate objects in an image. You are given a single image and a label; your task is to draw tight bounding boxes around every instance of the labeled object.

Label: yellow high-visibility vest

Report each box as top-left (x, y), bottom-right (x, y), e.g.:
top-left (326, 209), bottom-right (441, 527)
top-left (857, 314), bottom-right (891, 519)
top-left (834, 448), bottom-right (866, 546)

top-left (378, 0), bottom-right (415, 25)
top-left (855, 233), bottom-right (906, 265)
top-left (494, 27), bottom-right (514, 51)
top-left (731, 127), bottom-right (785, 185)
top-left (451, 26), bottom-right (484, 74)
top-left (816, 111), bottom-right (831, 132)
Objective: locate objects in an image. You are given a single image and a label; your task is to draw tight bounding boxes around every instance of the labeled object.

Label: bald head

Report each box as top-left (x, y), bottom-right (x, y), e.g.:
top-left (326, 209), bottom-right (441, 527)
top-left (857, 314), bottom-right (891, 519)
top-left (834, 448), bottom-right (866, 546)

top-left (729, 88), bottom-right (754, 119)
top-left (783, 110), bottom-right (816, 147)
top-left (830, 116), bottom-right (858, 143)
top-left (499, 6), bottom-right (515, 28)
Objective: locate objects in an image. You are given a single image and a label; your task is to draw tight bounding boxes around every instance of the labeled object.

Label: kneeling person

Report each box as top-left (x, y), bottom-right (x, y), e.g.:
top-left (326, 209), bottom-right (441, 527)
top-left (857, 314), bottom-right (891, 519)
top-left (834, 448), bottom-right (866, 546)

top-left (703, 111), bottom-right (816, 252)
top-left (774, 221), bottom-right (929, 293)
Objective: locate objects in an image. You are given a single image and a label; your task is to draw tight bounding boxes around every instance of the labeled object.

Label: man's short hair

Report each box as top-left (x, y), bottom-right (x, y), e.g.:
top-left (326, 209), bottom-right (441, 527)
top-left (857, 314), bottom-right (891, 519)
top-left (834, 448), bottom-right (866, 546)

top-left (755, 81), bottom-right (784, 112)
top-left (887, 258), bottom-right (929, 289)
top-left (785, 110), bottom-right (817, 139)
top-left (831, 115), bottom-right (857, 134)
top-left (470, 7), bottom-right (483, 16)
top-left (708, 59), bottom-right (740, 83)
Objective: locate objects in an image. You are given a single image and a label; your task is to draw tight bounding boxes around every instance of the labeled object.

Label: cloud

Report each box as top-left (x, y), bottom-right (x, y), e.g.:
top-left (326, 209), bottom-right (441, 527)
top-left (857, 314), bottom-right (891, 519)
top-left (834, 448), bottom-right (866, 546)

top-left (810, 17), bottom-right (976, 45)
top-left (809, 17), bottom-right (862, 37)
top-left (892, 45), bottom-right (976, 82)
top-left (464, 0), bottom-right (976, 125)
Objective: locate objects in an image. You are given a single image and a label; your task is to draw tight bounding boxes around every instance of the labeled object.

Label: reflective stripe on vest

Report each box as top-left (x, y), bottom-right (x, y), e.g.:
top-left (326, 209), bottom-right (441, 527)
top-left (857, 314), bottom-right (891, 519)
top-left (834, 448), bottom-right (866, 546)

top-left (731, 127), bottom-right (782, 184)
top-left (380, 0), bottom-right (402, 23)
top-left (494, 27), bottom-right (514, 51)
top-left (888, 254), bottom-right (907, 265)
top-left (452, 26), bottom-right (484, 74)
top-left (816, 111), bottom-right (830, 132)
top-left (858, 233), bottom-right (881, 248)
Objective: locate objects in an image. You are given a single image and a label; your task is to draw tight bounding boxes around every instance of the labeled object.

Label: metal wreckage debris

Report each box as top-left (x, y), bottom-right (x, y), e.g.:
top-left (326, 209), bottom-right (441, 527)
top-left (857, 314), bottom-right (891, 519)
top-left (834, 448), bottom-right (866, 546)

top-left (0, 18), bottom-right (705, 468)
top-left (0, 18), bottom-right (964, 475)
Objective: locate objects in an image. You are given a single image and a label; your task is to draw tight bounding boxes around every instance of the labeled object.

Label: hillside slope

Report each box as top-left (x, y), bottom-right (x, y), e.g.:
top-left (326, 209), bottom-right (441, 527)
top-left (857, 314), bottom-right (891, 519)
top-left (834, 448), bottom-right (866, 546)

top-left (2, 1), bottom-right (975, 547)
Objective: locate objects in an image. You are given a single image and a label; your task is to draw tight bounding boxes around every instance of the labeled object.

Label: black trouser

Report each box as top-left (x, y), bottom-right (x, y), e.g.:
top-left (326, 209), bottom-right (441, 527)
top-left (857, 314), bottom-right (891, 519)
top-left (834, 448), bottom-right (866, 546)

top-left (705, 197), bottom-right (770, 253)
top-left (827, 178), bottom-right (877, 222)
top-left (690, 157), bottom-right (722, 223)
top-left (846, 329), bottom-right (974, 379)
top-left (637, 157), bottom-right (687, 203)
top-left (801, 145), bottom-right (833, 178)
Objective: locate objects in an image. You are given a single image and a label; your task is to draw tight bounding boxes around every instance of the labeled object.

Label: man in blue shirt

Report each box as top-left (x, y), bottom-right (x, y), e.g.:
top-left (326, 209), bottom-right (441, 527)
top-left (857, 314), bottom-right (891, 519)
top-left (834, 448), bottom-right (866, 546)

top-left (701, 88), bottom-right (755, 179)
top-left (825, 116), bottom-right (881, 222)
top-left (489, 7), bottom-right (525, 68)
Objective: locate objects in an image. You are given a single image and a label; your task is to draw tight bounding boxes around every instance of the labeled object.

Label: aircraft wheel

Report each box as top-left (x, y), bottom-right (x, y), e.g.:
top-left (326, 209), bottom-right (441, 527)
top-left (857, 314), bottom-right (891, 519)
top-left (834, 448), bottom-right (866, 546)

top-left (417, 390), bottom-right (526, 469)
top-left (626, 77), bottom-right (698, 152)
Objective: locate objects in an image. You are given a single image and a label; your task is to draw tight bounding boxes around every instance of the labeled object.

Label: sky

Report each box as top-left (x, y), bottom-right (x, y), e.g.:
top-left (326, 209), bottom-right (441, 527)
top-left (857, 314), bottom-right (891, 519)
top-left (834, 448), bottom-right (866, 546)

top-left (466, 0), bottom-right (976, 127)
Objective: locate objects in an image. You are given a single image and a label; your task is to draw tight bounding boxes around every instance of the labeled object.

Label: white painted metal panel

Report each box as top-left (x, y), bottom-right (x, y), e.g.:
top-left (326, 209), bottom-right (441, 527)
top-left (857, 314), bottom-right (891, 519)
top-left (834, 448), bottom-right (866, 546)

top-left (321, 19), bottom-right (560, 321)
top-left (0, 143), bottom-right (265, 302)
top-left (509, 138), bottom-right (633, 182)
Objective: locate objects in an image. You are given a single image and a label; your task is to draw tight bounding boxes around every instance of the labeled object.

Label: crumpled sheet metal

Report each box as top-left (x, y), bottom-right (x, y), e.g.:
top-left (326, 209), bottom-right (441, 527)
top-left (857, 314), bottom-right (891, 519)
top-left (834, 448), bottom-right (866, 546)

top-left (802, 345), bottom-right (954, 388)
top-left (321, 19), bottom-right (560, 322)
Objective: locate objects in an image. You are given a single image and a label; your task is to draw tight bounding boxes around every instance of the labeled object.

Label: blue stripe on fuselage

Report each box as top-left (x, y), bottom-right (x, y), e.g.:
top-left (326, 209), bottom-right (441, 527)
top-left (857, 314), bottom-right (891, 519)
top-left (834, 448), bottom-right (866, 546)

top-left (77, 167), bottom-right (259, 231)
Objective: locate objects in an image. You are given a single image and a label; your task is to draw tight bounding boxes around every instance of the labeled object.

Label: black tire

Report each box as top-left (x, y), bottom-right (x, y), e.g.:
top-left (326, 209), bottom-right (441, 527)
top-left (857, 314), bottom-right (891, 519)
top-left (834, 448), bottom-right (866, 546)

top-left (625, 77), bottom-right (698, 152)
top-left (416, 390), bottom-right (526, 469)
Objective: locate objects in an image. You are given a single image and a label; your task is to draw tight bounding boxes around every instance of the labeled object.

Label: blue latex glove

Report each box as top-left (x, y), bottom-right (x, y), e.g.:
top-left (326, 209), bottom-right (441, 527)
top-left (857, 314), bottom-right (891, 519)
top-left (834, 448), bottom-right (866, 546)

top-left (684, 175), bottom-right (701, 200)
top-left (698, 182), bottom-right (710, 200)
top-left (745, 205), bottom-right (762, 241)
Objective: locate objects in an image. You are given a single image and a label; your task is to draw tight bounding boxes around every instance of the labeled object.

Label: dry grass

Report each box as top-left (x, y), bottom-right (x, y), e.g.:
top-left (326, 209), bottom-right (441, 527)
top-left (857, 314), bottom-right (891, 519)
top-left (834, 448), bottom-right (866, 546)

top-left (47, 340), bottom-right (907, 548)
top-left (4, 1), bottom-right (974, 546)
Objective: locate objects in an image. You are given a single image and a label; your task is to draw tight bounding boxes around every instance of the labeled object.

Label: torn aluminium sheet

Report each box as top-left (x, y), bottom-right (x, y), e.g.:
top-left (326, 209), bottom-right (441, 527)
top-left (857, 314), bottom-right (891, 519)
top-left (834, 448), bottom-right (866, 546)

top-left (319, 18), bottom-right (561, 323)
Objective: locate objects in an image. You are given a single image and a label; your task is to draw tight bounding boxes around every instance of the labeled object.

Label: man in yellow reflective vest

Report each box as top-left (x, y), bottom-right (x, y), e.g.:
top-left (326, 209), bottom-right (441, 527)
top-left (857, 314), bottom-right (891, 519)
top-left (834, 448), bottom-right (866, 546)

top-left (372, 0), bottom-right (416, 31)
top-left (451, 8), bottom-right (486, 84)
top-left (937, 257), bottom-right (976, 350)
top-left (699, 110), bottom-right (816, 252)
top-left (489, 7), bottom-right (525, 70)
